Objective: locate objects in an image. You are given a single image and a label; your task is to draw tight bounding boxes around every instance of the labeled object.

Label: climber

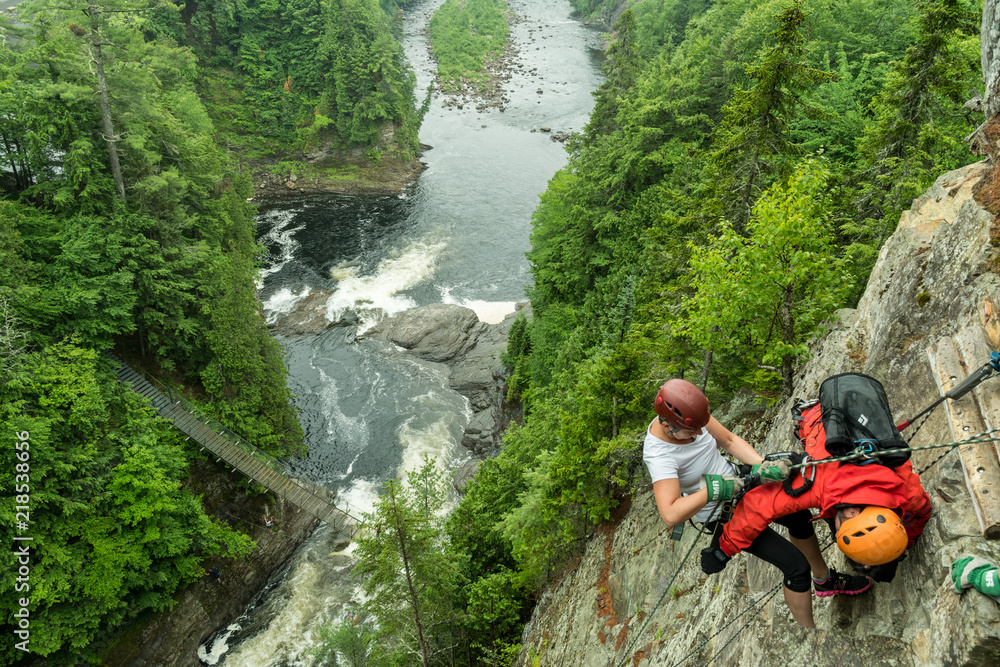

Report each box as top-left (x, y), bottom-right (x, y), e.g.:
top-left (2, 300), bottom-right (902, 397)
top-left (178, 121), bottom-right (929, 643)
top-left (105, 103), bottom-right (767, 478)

top-left (703, 409), bottom-right (932, 611)
top-left (645, 379), bottom-right (870, 629)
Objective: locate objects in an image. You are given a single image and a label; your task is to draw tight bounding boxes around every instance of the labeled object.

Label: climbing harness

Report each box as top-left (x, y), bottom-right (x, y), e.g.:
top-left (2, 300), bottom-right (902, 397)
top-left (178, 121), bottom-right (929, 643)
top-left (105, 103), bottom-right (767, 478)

top-left (614, 426), bottom-right (1000, 667)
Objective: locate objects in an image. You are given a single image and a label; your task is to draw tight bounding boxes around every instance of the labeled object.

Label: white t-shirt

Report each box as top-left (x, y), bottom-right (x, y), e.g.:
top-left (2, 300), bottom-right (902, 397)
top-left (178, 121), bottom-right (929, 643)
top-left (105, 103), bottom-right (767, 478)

top-left (643, 419), bottom-right (735, 522)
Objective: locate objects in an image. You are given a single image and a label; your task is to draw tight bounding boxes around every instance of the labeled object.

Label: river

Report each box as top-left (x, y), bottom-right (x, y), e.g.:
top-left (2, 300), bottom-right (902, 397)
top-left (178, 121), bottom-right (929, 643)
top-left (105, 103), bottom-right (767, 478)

top-left (198, 1), bottom-right (604, 663)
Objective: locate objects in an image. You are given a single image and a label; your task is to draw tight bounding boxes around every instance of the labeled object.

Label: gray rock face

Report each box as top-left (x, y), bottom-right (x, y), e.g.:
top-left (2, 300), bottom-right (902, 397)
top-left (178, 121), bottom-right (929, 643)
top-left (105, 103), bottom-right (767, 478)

top-left (380, 303), bottom-right (482, 363)
top-left (367, 302), bottom-right (525, 467)
top-left (516, 162), bottom-right (1000, 667)
top-left (453, 457), bottom-right (483, 494)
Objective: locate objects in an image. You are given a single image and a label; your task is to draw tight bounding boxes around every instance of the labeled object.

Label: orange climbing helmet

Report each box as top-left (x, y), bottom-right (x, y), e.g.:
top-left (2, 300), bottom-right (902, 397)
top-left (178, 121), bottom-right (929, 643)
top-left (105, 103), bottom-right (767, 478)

top-left (654, 379), bottom-right (710, 430)
top-left (836, 506), bottom-right (908, 565)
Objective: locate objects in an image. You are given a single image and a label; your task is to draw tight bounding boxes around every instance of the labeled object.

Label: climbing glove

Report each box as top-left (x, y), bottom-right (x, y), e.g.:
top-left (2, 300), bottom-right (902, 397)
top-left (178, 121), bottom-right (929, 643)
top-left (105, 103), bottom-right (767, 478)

top-left (951, 554), bottom-right (1000, 602)
top-left (867, 556), bottom-right (901, 583)
top-left (751, 459), bottom-right (791, 483)
top-left (701, 474), bottom-right (743, 502)
top-left (700, 545), bottom-right (731, 575)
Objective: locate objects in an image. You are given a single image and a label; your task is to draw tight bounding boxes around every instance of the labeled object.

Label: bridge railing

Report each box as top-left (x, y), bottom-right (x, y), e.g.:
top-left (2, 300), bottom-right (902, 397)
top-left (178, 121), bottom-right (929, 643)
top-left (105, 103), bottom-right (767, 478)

top-left (123, 363), bottom-right (287, 478)
top-left (111, 355), bottom-right (366, 528)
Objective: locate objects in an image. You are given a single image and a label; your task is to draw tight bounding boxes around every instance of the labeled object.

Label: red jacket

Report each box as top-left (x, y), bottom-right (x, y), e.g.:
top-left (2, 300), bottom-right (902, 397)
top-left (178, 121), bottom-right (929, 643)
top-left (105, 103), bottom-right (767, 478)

top-left (719, 405), bottom-right (932, 557)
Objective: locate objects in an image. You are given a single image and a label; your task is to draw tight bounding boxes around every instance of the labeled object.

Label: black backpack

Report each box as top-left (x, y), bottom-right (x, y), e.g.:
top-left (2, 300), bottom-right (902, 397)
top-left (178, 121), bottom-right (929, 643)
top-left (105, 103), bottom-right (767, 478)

top-left (817, 372), bottom-right (910, 469)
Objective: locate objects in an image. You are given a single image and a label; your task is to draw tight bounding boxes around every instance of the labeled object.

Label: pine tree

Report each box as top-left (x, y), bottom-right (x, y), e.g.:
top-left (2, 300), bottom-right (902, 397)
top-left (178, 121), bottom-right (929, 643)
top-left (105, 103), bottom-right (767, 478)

top-left (581, 8), bottom-right (641, 143)
top-left (707, 1), bottom-right (830, 233)
top-left (351, 461), bottom-right (464, 666)
top-left (849, 0), bottom-right (979, 263)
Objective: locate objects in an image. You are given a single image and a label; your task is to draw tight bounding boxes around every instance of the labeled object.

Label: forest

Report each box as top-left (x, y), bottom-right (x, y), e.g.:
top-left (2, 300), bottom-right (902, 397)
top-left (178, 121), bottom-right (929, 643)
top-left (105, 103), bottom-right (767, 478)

top-left (324, 1), bottom-right (990, 666)
top-left (0, 0), bottom-right (989, 664)
top-left (0, 0), bottom-right (426, 662)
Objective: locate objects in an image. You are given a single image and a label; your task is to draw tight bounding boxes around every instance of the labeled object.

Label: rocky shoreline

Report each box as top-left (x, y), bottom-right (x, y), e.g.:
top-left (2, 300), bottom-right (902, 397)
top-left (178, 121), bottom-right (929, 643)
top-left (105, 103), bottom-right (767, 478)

top-left (420, 5), bottom-right (574, 142)
top-left (246, 152), bottom-right (427, 198)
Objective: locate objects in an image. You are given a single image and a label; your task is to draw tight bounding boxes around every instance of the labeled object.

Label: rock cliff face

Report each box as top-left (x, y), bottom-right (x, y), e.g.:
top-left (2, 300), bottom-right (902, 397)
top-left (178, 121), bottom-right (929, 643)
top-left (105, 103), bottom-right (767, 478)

top-left (516, 161), bottom-right (1000, 667)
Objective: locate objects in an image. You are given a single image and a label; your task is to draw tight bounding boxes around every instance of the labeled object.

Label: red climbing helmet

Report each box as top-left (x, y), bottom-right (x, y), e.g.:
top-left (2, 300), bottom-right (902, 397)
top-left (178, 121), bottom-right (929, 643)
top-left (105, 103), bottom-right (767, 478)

top-left (836, 506), bottom-right (908, 565)
top-left (654, 379), bottom-right (710, 430)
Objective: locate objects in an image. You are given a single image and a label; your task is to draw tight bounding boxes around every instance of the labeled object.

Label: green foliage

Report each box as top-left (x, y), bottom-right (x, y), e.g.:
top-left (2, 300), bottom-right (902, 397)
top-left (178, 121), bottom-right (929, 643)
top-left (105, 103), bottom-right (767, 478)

top-left (465, 569), bottom-right (523, 655)
top-left (498, 342), bottom-right (647, 587)
top-left (352, 460), bottom-right (466, 666)
top-left (0, 4), bottom-right (304, 661)
top-left (172, 0), bottom-right (422, 157)
top-left (0, 1), bottom-right (304, 456)
top-left (428, 0), bottom-right (510, 91)
top-left (584, 9), bottom-right (642, 142)
top-left (631, 0), bottom-right (712, 59)
top-left (688, 158), bottom-right (854, 397)
top-left (846, 0), bottom-right (980, 289)
top-left (315, 614), bottom-right (374, 667)
top-left (501, 313), bottom-right (531, 402)
top-left (0, 340), bottom-right (254, 662)
top-left (707, 2), bottom-right (833, 233)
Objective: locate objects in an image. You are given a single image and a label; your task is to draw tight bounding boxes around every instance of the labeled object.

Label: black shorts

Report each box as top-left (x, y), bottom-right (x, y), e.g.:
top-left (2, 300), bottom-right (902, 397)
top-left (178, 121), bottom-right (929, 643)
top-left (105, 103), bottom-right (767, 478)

top-left (704, 509), bottom-right (815, 593)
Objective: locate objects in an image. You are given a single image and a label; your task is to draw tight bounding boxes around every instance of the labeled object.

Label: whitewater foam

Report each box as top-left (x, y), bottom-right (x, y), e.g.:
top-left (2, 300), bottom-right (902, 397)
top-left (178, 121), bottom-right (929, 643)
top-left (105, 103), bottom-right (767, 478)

top-left (261, 286), bottom-right (311, 324)
top-left (326, 237), bottom-right (447, 331)
top-left (257, 209), bottom-right (305, 280)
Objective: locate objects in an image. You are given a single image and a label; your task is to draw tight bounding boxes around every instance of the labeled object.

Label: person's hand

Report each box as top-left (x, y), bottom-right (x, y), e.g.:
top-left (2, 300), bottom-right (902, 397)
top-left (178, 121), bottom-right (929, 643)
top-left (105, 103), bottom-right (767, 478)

top-left (867, 557), bottom-right (900, 582)
top-left (700, 546), bottom-right (731, 574)
top-left (752, 459), bottom-right (791, 482)
top-left (702, 474), bottom-right (744, 501)
top-left (952, 554), bottom-right (1000, 601)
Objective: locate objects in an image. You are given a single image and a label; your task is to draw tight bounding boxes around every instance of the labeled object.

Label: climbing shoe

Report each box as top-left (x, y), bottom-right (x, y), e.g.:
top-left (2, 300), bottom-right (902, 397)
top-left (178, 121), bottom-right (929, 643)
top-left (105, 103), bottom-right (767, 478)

top-left (813, 568), bottom-right (872, 598)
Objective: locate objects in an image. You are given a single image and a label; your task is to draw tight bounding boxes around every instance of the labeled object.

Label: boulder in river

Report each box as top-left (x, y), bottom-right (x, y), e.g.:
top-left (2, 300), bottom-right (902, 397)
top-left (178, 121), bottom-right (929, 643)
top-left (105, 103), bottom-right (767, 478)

top-left (365, 302), bottom-right (525, 459)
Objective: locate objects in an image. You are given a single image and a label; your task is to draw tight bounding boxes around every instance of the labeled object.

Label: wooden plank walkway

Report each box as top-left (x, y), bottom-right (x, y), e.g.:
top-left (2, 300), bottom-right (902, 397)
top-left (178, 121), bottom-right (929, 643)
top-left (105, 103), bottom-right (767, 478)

top-left (109, 356), bottom-right (361, 537)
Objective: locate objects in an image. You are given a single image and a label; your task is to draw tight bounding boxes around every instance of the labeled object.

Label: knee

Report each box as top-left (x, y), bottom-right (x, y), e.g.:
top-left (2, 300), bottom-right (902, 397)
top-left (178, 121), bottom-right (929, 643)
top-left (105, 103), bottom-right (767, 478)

top-left (781, 554), bottom-right (812, 593)
top-left (782, 510), bottom-right (816, 541)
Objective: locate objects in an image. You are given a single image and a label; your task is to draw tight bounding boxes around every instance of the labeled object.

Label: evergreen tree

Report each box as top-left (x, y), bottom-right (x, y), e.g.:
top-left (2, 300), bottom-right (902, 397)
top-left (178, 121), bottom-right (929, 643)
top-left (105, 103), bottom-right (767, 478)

top-left (707, 1), bottom-right (831, 233)
top-left (352, 461), bottom-right (465, 666)
top-left (848, 0), bottom-right (979, 270)
top-left (582, 9), bottom-right (641, 143)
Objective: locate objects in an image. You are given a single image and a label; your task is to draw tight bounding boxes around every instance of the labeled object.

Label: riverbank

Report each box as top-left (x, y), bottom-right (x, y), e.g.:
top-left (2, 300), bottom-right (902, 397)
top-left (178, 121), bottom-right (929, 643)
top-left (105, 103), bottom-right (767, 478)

top-left (245, 151), bottom-right (428, 198)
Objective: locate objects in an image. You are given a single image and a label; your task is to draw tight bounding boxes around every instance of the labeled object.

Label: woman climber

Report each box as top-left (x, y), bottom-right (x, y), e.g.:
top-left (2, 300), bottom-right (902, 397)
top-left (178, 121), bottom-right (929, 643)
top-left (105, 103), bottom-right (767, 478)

top-left (644, 379), bottom-right (871, 628)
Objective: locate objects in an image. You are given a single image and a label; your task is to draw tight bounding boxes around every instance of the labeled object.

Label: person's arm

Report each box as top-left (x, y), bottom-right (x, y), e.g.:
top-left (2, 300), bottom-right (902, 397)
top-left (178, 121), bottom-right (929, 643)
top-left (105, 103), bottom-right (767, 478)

top-left (652, 477), bottom-right (710, 527)
top-left (706, 416), bottom-right (763, 465)
top-left (897, 462), bottom-right (932, 547)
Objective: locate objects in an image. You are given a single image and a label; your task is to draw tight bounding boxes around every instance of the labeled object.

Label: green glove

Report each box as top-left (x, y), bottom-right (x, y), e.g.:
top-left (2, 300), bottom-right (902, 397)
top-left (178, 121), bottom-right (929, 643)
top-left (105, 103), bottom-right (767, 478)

top-left (751, 459), bottom-right (791, 482)
top-left (951, 554), bottom-right (1000, 602)
top-left (701, 474), bottom-right (744, 502)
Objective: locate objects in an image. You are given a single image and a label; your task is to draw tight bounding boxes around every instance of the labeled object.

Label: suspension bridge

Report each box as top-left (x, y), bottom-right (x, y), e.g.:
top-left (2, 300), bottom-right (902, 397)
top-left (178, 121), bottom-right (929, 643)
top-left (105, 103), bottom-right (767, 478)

top-left (109, 355), bottom-right (361, 538)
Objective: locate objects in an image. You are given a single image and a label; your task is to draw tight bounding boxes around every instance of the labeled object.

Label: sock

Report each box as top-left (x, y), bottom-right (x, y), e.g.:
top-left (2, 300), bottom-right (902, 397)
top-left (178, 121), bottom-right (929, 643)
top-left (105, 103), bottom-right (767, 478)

top-left (812, 572), bottom-right (830, 585)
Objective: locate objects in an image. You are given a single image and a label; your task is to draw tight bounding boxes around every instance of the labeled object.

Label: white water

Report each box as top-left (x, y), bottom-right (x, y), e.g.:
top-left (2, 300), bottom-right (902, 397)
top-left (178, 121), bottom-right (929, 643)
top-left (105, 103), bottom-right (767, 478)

top-left (324, 235), bottom-right (449, 331)
top-left (200, 0), bottom-right (602, 663)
